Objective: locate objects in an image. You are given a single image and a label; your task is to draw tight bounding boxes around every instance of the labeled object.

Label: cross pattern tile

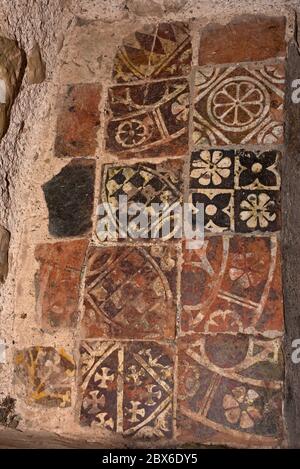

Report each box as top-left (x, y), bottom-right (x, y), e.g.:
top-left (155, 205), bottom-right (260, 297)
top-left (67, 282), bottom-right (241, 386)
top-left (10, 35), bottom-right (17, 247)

top-left (112, 22), bottom-right (192, 83)
top-left (189, 149), bottom-right (281, 233)
top-left (14, 347), bottom-right (75, 408)
top-left (81, 245), bottom-right (177, 339)
top-left (177, 334), bottom-right (283, 447)
top-left (193, 63), bottom-right (285, 147)
top-left (99, 159), bottom-right (183, 240)
top-left (181, 235), bottom-right (283, 336)
top-left (105, 79), bottom-right (189, 158)
top-left (79, 340), bottom-right (174, 439)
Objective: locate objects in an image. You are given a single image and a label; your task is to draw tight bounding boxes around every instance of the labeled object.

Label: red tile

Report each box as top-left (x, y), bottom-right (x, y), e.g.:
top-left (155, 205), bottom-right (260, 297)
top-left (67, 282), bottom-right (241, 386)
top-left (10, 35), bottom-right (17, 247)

top-left (55, 84), bottom-right (101, 157)
top-left (35, 240), bottom-right (88, 329)
top-left (199, 15), bottom-right (286, 66)
top-left (181, 235), bottom-right (283, 337)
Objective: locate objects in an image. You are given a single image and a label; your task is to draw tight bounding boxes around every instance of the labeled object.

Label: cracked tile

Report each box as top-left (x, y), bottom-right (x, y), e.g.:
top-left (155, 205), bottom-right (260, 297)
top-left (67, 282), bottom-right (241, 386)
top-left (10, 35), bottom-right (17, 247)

top-left (81, 245), bottom-right (177, 339)
top-left (35, 240), bottom-right (88, 330)
top-left (193, 64), bottom-right (285, 147)
top-left (14, 347), bottom-right (75, 408)
top-left (113, 22), bottom-right (192, 83)
top-left (79, 340), bottom-right (174, 439)
top-left (54, 84), bottom-right (101, 157)
top-left (177, 334), bottom-right (283, 447)
top-left (181, 235), bottom-right (283, 336)
top-left (105, 79), bottom-right (189, 158)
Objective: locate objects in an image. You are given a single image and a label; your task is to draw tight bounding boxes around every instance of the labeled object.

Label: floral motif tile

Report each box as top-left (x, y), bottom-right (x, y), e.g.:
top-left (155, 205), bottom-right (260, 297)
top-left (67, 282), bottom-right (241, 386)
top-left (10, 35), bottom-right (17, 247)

top-left (35, 240), bottom-right (88, 330)
top-left (193, 64), bottom-right (285, 147)
top-left (81, 245), bottom-right (177, 339)
top-left (105, 79), bottom-right (189, 158)
top-left (43, 159), bottom-right (95, 237)
top-left (199, 15), bottom-right (286, 66)
top-left (79, 340), bottom-right (174, 439)
top-left (54, 84), bottom-right (101, 157)
top-left (112, 22), bottom-right (192, 83)
top-left (14, 347), bottom-right (75, 407)
top-left (98, 159), bottom-right (183, 240)
top-left (189, 149), bottom-right (281, 232)
top-left (181, 235), bottom-right (283, 336)
top-left (177, 334), bottom-right (283, 447)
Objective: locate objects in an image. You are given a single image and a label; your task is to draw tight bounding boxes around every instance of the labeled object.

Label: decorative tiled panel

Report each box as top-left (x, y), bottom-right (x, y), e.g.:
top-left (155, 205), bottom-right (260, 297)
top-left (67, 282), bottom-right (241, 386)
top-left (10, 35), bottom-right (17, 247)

top-left (193, 64), bottom-right (285, 147)
top-left (181, 235), bottom-right (283, 336)
top-left (189, 149), bottom-right (281, 233)
top-left (199, 15), bottom-right (286, 66)
top-left (35, 240), bottom-right (88, 329)
top-left (98, 159), bottom-right (183, 240)
top-left (43, 159), bottom-right (95, 237)
top-left (15, 347), bottom-right (75, 407)
top-left (105, 80), bottom-right (189, 158)
top-left (112, 22), bottom-right (192, 83)
top-left (79, 340), bottom-right (174, 438)
top-left (81, 245), bottom-right (177, 339)
top-left (54, 84), bottom-right (101, 158)
top-left (177, 334), bottom-right (283, 447)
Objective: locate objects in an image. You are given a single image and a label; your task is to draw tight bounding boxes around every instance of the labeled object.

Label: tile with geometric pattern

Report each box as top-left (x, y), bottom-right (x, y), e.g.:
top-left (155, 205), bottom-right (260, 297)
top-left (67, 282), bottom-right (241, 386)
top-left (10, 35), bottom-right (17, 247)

top-left (81, 245), bottom-right (178, 339)
top-left (189, 149), bottom-right (281, 233)
top-left (177, 334), bottom-right (283, 447)
top-left (181, 235), bottom-right (283, 337)
top-left (105, 79), bottom-right (189, 158)
top-left (98, 159), bottom-right (183, 241)
top-left (193, 63), bottom-right (285, 147)
top-left (112, 22), bottom-right (192, 83)
top-left (79, 340), bottom-right (174, 439)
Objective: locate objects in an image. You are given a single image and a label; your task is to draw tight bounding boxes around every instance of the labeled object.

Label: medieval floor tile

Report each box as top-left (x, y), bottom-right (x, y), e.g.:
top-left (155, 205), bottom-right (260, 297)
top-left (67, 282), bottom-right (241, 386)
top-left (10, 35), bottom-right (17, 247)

top-left (35, 240), bottom-right (88, 330)
top-left (43, 159), bottom-right (95, 237)
top-left (98, 159), bottom-right (183, 241)
top-left (14, 347), bottom-right (75, 408)
top-left (79, 340), bottom-right (174, 439)
top-left (181, 235), bottom-right (283, 336)
top-left (112, 22), bottom-right (192, 83)
top-left (189, 149), bottom-right (281, 233)
top-left (81, 245), bottom-right (178, 339)
top-left (199, 15), bottom-right (286, 66)
top-left (193, 64), bottom-right (285, 147)
top-left (54, 84), bottom-right (101, 157)
top-left (105, 79), bottom-right (189, 158)
top-left (177, 334), bottom-right (283, 447)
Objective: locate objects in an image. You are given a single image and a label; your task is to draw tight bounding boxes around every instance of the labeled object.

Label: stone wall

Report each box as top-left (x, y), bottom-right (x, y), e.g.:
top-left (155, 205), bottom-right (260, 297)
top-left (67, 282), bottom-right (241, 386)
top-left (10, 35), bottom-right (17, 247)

top-left (0, 0), bottom-right (300, 449)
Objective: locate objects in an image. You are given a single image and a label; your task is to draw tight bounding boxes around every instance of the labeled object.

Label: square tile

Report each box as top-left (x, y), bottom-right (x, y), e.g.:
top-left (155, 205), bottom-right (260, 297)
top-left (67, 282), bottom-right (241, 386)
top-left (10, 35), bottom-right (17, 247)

top-left (105, 79), bottom-right (189, 158)
top-left (81, 245), bottom-right (178, 339)
top-left (15, 347), bottom-right (75, 407)
top-left (181, 235), bottom-right (283, 336)
top-left (43, 159), bottom-right (95, 237)
top-left (193, 64), bottom-right (285, 147)
top-left (98, 159), bottom-right (183, 240)
top-left (113, 22), bottom-right (192, 83)
top-left (54, 84), bottom-right (101, 157)
top-left (199, 15), bottom-right (286, 66)
top-left (35, 240), bottom-right (88, 330)
top-left (79, 340), bottom-right (174, 438)
top-left (189, 149), bottom-right (281, 233)
top-left (177, 334), bottom-right (283, 447)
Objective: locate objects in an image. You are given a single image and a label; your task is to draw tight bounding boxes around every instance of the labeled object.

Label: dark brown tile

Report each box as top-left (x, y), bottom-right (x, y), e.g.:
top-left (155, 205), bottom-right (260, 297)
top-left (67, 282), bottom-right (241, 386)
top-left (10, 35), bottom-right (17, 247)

top-left (79, 340), bottom-right (174, 438)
